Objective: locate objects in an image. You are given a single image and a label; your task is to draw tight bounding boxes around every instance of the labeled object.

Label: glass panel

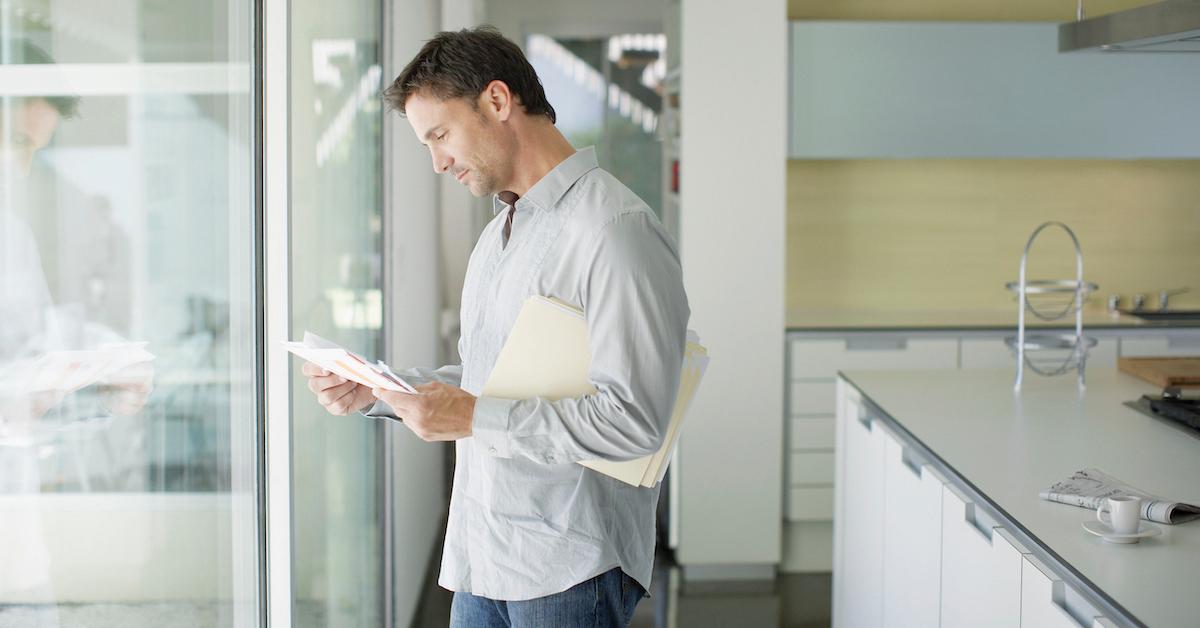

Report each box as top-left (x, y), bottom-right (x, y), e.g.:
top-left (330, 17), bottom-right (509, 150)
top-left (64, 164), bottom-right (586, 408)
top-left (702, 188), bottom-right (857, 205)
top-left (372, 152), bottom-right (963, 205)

top-left (528, 33), bottom-right (665, 218)
top-left (0, 0), bottom-right (260, 626)
top-left (289, 1), bottom-right (384, 626)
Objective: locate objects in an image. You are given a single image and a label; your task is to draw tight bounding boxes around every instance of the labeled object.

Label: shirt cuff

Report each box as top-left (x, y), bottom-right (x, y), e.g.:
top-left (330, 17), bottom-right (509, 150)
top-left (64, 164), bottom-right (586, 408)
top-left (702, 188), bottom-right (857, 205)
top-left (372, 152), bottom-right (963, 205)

top-left (360, 399), bottom-right (400, 422)
top-left (471, 396), bottom-right (514, 459)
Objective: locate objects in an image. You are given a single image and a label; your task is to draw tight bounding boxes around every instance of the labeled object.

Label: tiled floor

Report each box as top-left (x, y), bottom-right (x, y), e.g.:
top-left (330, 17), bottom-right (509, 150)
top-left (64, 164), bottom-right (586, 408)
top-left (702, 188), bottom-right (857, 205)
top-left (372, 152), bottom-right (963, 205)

top-left (413, 547), bottom-right (832, 628)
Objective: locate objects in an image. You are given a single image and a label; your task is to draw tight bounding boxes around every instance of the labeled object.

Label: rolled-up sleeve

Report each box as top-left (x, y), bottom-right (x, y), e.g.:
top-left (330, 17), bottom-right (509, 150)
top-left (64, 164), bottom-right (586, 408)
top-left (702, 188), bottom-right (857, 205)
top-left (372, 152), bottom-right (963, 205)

top-left (472, 211), bottom-right (690, 463)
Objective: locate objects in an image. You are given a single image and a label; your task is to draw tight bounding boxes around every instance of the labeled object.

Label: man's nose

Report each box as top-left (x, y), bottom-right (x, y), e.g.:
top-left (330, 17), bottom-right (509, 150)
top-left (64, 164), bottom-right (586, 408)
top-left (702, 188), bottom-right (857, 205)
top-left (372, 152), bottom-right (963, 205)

top-left (431, 150), bottom-right (452, 174)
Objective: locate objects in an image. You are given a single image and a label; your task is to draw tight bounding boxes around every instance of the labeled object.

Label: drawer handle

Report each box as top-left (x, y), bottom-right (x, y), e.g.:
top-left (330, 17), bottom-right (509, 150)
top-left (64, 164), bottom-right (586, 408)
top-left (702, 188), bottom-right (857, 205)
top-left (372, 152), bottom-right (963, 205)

top-left (1168, 336), bottom-right (1200, 349)
top-left (1048, 581), bottom-right (1081, 626)
top-left (963, 501), bottom-right (996, 543)
top-left (899, 445), bottom-right (924, 478)
top-left (846, 338), bottom-right (908, 351)
top-left (855, 405), bottom-right (873, 430)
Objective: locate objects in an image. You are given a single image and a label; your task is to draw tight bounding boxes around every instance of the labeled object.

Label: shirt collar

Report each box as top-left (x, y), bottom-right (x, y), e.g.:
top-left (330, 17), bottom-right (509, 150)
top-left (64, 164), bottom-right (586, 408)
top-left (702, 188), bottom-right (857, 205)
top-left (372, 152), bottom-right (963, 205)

top-left (491, 146), bottom-right (598, 215)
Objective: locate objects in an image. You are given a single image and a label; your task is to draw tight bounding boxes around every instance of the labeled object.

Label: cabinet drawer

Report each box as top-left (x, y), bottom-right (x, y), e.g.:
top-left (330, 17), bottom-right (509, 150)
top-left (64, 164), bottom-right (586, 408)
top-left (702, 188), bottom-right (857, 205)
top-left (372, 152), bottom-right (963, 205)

top-left (940, 485), bottom-right (1024, 628)
top-left (959, 337), bottom-right (1013, 369)
top-left (1120, 334), bottom-right (1200, 358)
top-left (786, 486), bottom-right (834, 522)
top-left (790, 417), bottom-right (835, 450)
top-left (791, 338), bottom-right (958, 379)
top-left (882, 435), bottom-right (944, 628)
top-left (789, 451), bottom-right (834, 485)
top-left (789, 380), bottom-right (836, 415)
top-left (1021, 555), bottom-right (1111, 628)
top-left (961, 337), bottom-right (1118, 369)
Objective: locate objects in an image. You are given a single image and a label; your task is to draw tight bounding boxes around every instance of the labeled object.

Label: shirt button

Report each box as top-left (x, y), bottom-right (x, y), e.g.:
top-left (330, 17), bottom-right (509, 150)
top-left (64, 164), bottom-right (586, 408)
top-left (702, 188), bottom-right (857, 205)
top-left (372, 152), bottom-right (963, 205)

top-left (489, 446), bottom-right (497, 454)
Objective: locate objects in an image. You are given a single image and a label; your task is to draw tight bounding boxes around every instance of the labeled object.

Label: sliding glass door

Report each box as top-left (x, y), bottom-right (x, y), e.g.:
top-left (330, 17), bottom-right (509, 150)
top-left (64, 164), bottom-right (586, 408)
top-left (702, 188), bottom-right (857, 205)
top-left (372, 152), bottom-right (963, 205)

top-left (0, 0), bottom-right (261, 626)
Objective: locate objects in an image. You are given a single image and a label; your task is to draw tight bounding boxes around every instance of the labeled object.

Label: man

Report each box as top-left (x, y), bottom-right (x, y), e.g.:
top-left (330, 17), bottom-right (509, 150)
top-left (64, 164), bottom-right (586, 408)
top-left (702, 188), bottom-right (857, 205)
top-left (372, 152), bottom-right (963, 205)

top-left (302, 26), bottom-right (689, 627)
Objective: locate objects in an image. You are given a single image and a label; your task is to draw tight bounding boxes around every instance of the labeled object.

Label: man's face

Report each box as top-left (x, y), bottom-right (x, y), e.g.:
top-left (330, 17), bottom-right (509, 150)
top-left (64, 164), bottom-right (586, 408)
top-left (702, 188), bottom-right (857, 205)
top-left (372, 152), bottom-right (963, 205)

top-left (405, 89), bottom-right (511, 197)
top-left (0, 98), bottom-right (61, 179)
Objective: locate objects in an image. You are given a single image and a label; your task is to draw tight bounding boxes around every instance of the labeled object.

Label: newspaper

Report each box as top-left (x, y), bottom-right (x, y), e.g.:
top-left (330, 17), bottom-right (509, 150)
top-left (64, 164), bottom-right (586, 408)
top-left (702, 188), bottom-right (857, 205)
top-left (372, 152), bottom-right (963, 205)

top-left (1040, 468), bottom-right (1200, 525)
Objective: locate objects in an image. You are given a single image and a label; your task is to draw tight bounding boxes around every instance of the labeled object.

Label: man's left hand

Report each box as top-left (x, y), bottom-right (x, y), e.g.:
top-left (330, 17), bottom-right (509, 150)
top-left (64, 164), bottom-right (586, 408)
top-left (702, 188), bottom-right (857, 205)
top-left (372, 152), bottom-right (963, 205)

top-left (373, 382), bottom-right (475, 442)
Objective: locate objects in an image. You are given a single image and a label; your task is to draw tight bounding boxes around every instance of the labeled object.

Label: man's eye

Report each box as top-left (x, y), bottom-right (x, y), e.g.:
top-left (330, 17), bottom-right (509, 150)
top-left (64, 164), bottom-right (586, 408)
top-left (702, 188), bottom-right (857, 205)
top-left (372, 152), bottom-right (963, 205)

top-left (437, 132), bottom-right (447, 141)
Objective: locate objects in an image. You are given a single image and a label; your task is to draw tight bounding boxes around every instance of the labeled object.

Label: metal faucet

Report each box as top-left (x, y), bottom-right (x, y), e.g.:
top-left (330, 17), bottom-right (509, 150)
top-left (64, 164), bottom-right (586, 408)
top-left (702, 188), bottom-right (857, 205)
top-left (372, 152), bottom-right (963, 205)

top-left (1159, 287), bottom-right (1190, 310)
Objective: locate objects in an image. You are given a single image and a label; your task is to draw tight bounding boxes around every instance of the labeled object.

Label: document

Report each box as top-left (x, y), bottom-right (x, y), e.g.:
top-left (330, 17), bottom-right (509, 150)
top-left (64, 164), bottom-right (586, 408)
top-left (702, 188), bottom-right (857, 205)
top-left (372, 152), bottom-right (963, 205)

top-left (481, 296), bottom-right (707, 488)
top-left (284, 331), bottom-right (416, 394)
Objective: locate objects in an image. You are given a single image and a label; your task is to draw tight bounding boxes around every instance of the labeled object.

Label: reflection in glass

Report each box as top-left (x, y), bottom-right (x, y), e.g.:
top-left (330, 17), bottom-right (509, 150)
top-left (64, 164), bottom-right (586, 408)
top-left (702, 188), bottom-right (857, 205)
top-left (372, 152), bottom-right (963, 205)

top-left (1, 2), bottom-right (258, 626)
top-left (528, 33), bottom-right (665, 218)
top-left (289, 2), bottom-right (385, 626)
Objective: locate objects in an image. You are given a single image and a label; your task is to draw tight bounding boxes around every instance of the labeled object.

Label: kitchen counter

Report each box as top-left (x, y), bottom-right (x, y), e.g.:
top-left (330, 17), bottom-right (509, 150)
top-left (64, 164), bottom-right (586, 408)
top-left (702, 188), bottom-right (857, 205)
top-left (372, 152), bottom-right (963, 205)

top-left (788, 306), bottom-right (1200, 331)
top-left (841, 368), bottom-right (1200, 627)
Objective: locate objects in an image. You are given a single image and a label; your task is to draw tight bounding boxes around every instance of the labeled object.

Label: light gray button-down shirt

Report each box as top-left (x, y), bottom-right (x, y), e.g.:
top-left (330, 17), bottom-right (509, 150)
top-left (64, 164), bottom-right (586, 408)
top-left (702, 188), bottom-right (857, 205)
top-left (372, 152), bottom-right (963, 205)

top-left (365, 146), bottom-right (689, 601)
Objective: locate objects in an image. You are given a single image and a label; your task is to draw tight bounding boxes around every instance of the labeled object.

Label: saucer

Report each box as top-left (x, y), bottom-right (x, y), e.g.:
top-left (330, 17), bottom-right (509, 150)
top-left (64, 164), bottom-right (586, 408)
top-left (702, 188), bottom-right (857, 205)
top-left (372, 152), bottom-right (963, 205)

top-left (1082, 520), bottom-right (1162, 544)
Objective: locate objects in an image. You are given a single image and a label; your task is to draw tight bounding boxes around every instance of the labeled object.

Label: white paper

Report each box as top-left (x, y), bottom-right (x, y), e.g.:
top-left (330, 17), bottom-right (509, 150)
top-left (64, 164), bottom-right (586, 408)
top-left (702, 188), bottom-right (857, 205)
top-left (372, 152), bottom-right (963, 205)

top-left (0, 342), bottom-right (155, 396)
top-left (284, 331), bottom-right (416, 394)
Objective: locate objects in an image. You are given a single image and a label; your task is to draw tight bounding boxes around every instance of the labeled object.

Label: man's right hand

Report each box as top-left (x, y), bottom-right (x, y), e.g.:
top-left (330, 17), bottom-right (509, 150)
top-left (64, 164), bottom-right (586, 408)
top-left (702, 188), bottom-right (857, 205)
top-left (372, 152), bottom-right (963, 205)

top-left (302, 361), bottom-right (376, 415)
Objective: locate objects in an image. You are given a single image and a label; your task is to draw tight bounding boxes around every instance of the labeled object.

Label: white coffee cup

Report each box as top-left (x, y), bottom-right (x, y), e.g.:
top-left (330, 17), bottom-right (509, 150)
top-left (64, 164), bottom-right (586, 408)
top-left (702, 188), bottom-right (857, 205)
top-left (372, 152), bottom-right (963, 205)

top-left (1096, 495), bottom-right (1142, 535)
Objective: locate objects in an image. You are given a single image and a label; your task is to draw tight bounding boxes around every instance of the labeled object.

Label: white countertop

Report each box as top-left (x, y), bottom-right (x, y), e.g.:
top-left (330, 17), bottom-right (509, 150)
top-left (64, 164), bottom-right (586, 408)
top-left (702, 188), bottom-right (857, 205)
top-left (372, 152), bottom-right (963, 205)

top-left (841, 368), bottom-right (1200, 628)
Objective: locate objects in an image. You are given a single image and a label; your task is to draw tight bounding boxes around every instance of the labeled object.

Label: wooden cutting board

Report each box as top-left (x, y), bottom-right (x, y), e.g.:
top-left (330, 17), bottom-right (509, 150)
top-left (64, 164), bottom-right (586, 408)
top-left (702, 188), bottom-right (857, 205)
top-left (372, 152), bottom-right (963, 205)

top-left (1117, 357), bottom-right (1200, 389)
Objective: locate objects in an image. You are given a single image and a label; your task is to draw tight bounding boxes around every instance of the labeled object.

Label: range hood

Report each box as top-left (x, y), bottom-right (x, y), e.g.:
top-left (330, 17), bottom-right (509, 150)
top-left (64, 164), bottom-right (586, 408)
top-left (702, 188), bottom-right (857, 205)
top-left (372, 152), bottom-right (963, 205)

top-left (1059, 0), bottom-right (1200, 52)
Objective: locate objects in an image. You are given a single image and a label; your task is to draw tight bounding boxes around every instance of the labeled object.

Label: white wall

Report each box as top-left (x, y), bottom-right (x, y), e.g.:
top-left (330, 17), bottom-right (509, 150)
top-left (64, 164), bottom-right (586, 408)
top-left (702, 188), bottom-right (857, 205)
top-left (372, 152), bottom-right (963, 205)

top-left (676, 0), bottom-right (786, 569)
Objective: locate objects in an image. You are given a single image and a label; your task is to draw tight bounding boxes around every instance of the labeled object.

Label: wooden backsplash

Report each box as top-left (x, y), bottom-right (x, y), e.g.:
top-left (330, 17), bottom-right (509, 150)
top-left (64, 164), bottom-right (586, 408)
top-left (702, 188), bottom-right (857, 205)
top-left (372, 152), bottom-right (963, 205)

top-left (787, 160), bottom-right (1200, 313)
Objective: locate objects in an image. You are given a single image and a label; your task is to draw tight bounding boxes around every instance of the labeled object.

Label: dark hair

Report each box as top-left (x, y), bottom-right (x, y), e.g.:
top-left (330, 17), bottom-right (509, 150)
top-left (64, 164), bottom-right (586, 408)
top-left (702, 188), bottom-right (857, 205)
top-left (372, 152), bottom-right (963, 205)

top-left (383, 26), bottom-right (555, 123)
top-left (3, 40), bottom-right (80, 118)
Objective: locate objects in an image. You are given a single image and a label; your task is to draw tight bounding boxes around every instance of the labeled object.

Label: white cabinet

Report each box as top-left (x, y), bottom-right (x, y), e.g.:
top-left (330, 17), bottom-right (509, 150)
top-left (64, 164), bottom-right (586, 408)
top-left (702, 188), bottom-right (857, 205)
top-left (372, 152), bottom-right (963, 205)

top-left (790, 380), bottom-right (836, 414)
top-left (1119, 334), bottom-right (1200, 358)
top-left (789, 451), bottom-right (834, 485)
top-left (939, 484), bottom-right (1024, 628)
top-left (786, 486), bottom-right (835, 521)
top-left (790, 417), bottom-right (834, 450)
top-left (832, 388), bottom-right (886, 628)
top-left (786, 328), bottom-right (1196, 577)
top-left (789, 22), bottom-right (1200, 158)
top-left (960, 337), bottom-right (1118, 370)
top-left (790, 338), bottom-right (958, 378)
top-left (881, 434), bottom-right (945, 628)
top-left (1021, 554), bottom-right (1114, 628)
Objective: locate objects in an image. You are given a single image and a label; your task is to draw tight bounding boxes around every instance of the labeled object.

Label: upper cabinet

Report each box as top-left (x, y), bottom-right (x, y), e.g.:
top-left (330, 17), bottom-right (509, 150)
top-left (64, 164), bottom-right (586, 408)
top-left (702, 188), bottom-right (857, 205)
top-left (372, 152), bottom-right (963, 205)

top-left (788, 22), bottom-right (1200, 159)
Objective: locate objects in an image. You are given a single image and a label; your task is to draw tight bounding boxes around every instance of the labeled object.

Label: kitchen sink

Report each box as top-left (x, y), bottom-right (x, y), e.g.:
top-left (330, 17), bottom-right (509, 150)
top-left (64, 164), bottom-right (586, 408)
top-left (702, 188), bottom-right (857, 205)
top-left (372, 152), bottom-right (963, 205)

top-left (1122, 309), bottom-right (1200, 321)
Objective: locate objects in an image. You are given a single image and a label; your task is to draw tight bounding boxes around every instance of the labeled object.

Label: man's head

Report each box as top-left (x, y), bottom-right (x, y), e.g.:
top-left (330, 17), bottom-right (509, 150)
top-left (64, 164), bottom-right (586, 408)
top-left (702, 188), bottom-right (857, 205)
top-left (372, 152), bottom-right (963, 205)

top-left (382, 27), bottom-right (555, 197)
top-left (1, 41), bottom-right (80, 178)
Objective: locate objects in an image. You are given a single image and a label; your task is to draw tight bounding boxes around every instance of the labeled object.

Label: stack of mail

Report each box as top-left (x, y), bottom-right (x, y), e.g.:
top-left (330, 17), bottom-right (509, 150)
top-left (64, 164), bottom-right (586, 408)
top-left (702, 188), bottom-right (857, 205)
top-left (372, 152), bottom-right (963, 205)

top-left (482, 295), bottom-right (708, 488)
top-left (284, 331), bottom-right (416, 393)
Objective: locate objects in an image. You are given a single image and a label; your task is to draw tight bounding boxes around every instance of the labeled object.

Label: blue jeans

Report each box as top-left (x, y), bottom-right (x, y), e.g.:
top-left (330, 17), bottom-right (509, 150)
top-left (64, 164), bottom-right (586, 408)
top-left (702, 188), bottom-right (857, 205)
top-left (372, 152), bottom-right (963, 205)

top-left (449, 567), bottom-right (646, 628)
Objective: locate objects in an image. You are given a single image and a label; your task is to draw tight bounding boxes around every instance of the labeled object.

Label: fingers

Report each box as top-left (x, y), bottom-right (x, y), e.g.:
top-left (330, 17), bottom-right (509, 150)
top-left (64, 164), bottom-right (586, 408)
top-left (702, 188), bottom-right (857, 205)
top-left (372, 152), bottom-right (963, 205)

top-left (315, 379), bottom-right (359, 411)
top-left (307, 372), bottom-right (348, 394)
top-left (301, 361), bottom-right (331, 378)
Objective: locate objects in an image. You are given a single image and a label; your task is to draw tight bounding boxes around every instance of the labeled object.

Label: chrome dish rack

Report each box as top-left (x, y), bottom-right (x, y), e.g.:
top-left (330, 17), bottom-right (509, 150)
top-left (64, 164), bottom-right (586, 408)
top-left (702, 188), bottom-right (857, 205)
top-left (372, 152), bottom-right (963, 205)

top-left (1007, 222), bottom-right (1097, 392)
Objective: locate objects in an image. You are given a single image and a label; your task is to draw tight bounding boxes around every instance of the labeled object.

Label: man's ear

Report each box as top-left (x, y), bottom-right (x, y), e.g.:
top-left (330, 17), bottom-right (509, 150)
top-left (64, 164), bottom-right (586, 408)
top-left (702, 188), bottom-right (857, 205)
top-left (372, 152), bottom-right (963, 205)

top-left (480, 80), bottom-right (515, 122)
